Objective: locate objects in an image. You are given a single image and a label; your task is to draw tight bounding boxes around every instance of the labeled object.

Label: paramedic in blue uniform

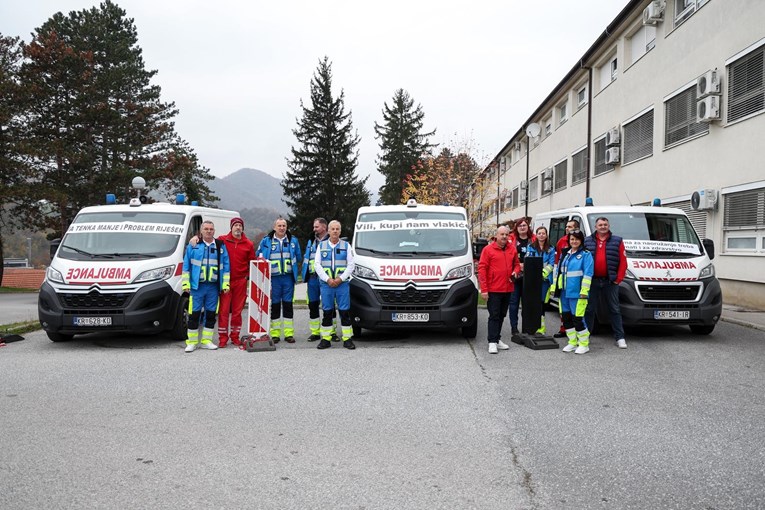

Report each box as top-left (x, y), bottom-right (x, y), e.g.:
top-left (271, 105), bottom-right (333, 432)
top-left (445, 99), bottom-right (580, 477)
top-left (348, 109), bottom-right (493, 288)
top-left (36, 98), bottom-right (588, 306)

top-left (314, 220), bottom-right (356, 350)
top-left (302, 217), bottom-right (330, 341)
top-left (256, 217), bottom-right (302, 343)
top-left (182, 220), bottom-right (230, 352)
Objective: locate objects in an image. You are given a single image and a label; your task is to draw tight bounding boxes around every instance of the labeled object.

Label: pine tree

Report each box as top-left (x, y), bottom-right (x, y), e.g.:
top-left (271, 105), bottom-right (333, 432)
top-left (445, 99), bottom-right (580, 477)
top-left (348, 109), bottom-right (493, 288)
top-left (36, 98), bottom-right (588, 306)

top-left (374, 89), bottom-right (435, 205)
top-left (14, 1), bottom-right (202, 238)
top-left (284, 57), bottom-right (370, 241)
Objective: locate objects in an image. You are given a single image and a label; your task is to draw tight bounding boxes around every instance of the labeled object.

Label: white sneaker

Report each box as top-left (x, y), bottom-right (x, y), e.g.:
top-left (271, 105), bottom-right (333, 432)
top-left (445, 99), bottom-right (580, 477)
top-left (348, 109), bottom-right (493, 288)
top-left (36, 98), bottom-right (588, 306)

top-left (497, 340), bottom-right (510, 350)
top-left (616, 339), bottom-right (627, 349)
top-left (184, 344), bottom-right (197, 353)
top-left (200, 342), bottom-right (218, 350)
top-left (574, 345), bottom-right (590, 354)
top-left (488, 343), bottom-right (498, 354)
top-left (562, 344), bottom-right (577, 353)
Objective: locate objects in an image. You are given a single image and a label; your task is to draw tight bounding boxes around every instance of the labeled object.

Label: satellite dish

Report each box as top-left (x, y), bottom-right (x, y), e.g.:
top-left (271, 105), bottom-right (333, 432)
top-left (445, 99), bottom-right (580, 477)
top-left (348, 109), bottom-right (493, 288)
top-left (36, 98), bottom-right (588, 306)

top-left (525, 123), bottom-right (541, 139)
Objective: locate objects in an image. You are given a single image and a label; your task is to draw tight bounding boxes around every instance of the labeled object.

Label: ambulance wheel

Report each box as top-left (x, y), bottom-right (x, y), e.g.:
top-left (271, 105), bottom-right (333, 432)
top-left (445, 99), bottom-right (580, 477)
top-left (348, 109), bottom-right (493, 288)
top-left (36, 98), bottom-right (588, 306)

top-left (690, 324), bottom-right (715, 335)
top-left (462, 321), bottom-right (477, 339)
top-left (170, 295), bottom-right (189, 341)
top-left (352, 325), bottom-right (362, 338)
top-left (47, 331), bottom-right (73, 342)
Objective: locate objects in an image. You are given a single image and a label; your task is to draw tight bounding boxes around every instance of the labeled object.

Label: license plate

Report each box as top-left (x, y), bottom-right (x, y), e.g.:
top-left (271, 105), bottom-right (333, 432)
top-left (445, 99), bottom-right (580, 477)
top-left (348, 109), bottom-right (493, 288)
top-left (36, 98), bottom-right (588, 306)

top-left (392, 313), bottom-right (429, 322)
top-left (654, 310), bottom-right (690, 320)
top-left (73, 316), bottom-right (112, 326)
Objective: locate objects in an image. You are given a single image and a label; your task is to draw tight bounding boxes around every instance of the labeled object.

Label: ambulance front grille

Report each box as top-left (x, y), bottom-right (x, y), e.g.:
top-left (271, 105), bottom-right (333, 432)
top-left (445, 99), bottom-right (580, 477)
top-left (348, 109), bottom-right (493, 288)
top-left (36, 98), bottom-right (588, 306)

top-left (636, 284), bottom-right (701, 301)
top-left (60, 292), bottom-right (131, 309)
top-left (377, 288), bottom-right (445, 305)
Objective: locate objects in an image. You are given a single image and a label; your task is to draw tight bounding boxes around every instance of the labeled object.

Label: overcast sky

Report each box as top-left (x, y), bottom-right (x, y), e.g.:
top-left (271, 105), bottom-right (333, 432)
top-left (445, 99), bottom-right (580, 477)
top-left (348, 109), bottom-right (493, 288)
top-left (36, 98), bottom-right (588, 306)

top-left (1, 0), bottom-right (627, 195)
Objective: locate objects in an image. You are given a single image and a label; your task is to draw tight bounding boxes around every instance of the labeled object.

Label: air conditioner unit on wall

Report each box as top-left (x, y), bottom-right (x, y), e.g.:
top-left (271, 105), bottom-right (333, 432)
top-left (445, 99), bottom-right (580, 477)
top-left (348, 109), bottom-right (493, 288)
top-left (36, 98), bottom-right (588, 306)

top-left (606, 127), bottom-right (620, 146)
top-left (642, 0), bottom-right (665, 25)
top-left (513, 142), bottom-right (522, 151)
top-left (691, 189), bottom-right (717, 211)
top-left (519, 179), bottom-right (528, 190)
top-left (697, 70), bottom-right (721, 98)
top-left (606, 147), bottom-right (620, 166)
top-left (697, 95), bottom-right (721, 122)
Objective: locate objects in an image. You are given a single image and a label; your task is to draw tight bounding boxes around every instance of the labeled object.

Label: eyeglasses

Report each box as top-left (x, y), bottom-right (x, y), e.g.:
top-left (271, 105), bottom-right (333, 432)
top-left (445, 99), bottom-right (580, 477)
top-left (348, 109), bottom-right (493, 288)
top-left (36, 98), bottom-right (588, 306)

top-left (569, 230), bottom-right (581, 234)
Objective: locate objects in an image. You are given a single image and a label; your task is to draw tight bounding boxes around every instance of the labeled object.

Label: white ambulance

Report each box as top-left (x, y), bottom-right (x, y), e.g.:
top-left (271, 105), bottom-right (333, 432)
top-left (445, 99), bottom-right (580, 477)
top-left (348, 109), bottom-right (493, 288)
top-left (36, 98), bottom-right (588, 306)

top-left (38, 188), bottom-right (238, 342)
top-left (349, 199), bottom-right (479, 338)
top-left (533, 202), bottom-right (722, 334)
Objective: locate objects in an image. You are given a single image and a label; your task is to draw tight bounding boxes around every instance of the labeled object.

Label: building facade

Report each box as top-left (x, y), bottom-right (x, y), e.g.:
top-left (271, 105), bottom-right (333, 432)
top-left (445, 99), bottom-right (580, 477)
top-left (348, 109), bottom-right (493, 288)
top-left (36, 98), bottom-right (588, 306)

top-left (476, 0), bottom-right (765, 309)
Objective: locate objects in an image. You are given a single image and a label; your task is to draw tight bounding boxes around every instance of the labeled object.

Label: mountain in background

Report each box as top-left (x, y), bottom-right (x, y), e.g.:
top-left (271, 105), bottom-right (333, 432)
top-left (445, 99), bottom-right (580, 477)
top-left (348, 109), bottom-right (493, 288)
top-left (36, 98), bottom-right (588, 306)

top-left (210, 168), bottom-right (287, 213)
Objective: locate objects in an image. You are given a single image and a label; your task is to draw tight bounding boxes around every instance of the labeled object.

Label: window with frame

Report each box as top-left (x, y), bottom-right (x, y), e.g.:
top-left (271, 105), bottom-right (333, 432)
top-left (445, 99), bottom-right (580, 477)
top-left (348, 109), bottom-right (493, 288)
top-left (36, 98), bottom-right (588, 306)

top-left (553, 160), bottom-right (567, 192)
top-left (571, 149), bottom-right (588, 185)
top-left (512, 187), bottom-right (519, 209)
top-left (529, 176), bottom-right (539, 202)
top-left (623, 110), bottom-right (654, 164)
top-left (505, 191), bottom-right (513, 210)
top-left (723, 186), bottom-right (765, 253)
top-left (558, 102), bottom-right (568, 125)
top-left (577, 85), bottom-right (588, 107)
top-left (665, 86), bottom-right (708, 146)
top-left (630, 25), bottom-right (656, 64)
top-left (727, 46), bottom-right (765, 123)
top-left (599, 54), bottom-right (618, 91)
top-left (540, 169), bottom-right (553, 197)
top-left (593, 137), bottom-right (608, 176)
top-left (675, 0), bottom-right (710, 26)
top-left (545, 121), bottom-right (552, 137)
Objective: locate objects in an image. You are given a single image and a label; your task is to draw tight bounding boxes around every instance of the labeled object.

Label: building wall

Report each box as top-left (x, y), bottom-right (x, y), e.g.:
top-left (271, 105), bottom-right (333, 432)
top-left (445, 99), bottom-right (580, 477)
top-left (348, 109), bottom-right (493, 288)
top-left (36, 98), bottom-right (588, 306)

top-left (490, 0), bottom-right (765, 308)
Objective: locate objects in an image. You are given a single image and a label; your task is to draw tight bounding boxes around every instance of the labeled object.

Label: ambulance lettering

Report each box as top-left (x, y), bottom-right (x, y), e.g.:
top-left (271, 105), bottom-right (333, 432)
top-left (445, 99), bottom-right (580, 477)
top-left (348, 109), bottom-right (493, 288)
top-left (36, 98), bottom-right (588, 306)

top-left (379, 264), bottom-right (443, 278)
top-left (631, 260), bottom-right (697, 270)
top-left (66, 267), bottom-right (132, 282)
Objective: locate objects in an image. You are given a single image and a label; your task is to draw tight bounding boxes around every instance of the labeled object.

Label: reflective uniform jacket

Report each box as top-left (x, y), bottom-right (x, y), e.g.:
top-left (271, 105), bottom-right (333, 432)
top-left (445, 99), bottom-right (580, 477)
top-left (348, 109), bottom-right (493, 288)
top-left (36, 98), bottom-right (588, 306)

top-left (182, 239), bottom-right (231, 291)
top-left (557, 248), bottom-right (594, 299)
top-left (301, 234), bottom-right (329, 281)
top-left (315, 239), bottom-right (355, 282)
top-left (256, 230), bottom-right (302, 281)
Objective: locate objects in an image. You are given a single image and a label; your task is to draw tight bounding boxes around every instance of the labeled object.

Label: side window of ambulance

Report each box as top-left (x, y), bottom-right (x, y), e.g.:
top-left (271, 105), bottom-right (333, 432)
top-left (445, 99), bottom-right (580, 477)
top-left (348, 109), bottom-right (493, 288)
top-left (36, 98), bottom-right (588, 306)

top-left (549, 217), bottom-right (569, 243)
top-left (187, 216), bottom-right (202, 243)
top-left (570, 215), bottom-right (584, 235)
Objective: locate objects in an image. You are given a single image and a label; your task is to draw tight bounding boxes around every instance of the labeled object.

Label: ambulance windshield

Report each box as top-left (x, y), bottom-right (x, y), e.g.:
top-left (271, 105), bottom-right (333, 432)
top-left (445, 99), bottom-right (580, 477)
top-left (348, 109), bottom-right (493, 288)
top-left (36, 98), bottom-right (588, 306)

top-left (59, 211), bottom-right (185, 260)
top-left (586, 212), bottom-right (703, 257)
top-left (354, 218), bottom-right (469, 258)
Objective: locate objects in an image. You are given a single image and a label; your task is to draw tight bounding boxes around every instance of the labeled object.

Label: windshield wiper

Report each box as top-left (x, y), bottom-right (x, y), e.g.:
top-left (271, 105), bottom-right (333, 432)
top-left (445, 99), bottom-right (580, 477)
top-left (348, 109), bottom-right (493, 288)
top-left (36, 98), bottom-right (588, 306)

top-left (395, 251), bottom-right (451, 257)
top-left (359, 247), bottom-right (394, 256)
top-left (107, 252), bottom-right (158, 258)
top-left (60, 244), bottom-right (114, 258)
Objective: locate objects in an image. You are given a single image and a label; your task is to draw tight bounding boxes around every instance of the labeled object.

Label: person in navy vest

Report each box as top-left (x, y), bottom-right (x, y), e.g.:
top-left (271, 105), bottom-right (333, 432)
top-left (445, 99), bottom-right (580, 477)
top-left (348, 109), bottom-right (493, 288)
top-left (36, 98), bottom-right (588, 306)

top-left (583, 217), bottom-right (628, 349)
top-left (314, 220), bottom-right (356, 350)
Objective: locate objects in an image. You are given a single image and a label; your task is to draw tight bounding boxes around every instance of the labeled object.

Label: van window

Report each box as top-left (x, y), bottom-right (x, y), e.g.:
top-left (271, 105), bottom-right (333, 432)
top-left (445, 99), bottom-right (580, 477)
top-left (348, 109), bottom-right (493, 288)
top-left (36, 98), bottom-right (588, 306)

top-left (587, 212), bottom-right (702, 255)
top-left (549, 217), bottom-right (569, 243)
top-left (59, 211), bottom-right (185, 260)
top-left (358, 211), bottom-right (465, 221)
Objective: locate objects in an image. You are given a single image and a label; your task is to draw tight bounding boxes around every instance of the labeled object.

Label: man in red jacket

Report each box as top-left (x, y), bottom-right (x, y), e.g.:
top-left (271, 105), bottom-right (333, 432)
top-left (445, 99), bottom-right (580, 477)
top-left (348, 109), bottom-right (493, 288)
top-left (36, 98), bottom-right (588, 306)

top-left (478, 225), bottom-right (521, 354)
top-left (216, 217), bottom-right (256, 347)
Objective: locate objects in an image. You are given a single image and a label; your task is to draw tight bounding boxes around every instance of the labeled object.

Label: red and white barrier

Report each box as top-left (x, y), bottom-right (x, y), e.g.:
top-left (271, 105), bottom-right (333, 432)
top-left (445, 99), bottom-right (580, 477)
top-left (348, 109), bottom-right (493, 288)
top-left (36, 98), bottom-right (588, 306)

top-left (246, 259), bottom-right (271, 338)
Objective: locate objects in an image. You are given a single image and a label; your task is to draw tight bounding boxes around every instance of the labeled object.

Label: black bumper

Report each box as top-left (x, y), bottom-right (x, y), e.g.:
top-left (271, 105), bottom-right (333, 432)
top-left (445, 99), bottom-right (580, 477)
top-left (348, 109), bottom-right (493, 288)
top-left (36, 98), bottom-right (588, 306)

top-left (349, 278), bottom-right (478, 330)
top-left (38, 280), bottom-right (181, 336)
top-left (616, 277), bottom-right (723, 327)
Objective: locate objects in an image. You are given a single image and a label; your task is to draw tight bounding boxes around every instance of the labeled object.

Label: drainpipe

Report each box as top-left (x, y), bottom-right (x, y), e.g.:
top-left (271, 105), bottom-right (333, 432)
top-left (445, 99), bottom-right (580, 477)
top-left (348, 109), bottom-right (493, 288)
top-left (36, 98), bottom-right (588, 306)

top-left (585, 64), bottom-right (593, 200)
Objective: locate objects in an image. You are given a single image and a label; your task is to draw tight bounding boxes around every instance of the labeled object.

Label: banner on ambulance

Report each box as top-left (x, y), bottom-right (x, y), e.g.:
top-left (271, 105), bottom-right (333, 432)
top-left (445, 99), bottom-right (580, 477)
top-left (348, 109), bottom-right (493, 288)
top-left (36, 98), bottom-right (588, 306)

top-left (67, 222), bottom-right (184, 234)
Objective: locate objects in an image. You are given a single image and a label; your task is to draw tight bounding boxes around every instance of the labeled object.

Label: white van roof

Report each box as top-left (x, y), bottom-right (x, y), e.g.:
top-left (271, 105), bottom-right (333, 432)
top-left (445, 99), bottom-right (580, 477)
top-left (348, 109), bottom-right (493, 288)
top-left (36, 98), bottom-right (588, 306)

top-left (76, 202), bottom-right (238, 217)
top-left (536, 205), bottom-right (686, 217)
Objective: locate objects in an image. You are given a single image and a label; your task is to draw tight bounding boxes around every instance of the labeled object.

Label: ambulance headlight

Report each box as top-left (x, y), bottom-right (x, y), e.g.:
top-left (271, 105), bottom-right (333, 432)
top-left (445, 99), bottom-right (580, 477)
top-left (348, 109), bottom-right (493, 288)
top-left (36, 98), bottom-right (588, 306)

top-left (624, 269), bottom-right (637, 280)
top-left (353, 264), bottom-right (378, 280)
top-left (445, 263), bottom-right (472, 280)
top-left (699, 264), bottom-right (715, 279)
top-left (133, 265), bottom-right (175, 283)
top-left (46, 267), bottom-right (64, 283)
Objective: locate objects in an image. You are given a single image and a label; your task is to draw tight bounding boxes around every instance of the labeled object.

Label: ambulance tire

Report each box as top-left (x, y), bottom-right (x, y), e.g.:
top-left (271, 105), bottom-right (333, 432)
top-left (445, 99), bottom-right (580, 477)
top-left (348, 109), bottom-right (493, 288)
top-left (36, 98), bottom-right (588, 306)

top-left (352, 325), bottom-right (362, 338)
top-left (462, 321), bottom-right (477, 339)
top-left (170, 294), bottom-right (189, 341)
top-left (689, 324), bottom-right (715, 335)
top-left (47, 331), bottom-right (73, 342)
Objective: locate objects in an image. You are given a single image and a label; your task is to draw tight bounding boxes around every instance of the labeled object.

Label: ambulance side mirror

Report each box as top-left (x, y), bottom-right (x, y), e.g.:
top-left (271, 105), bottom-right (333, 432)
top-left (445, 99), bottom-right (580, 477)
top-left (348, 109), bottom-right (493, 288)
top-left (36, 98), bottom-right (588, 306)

top-left (702, 238), bottom-right (715, 260)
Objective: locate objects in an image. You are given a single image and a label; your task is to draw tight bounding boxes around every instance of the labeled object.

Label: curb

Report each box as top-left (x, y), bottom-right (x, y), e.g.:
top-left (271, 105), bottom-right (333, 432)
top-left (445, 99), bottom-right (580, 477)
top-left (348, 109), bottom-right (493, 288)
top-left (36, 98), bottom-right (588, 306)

top-left (720, 316), bottom-right (765, 332)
